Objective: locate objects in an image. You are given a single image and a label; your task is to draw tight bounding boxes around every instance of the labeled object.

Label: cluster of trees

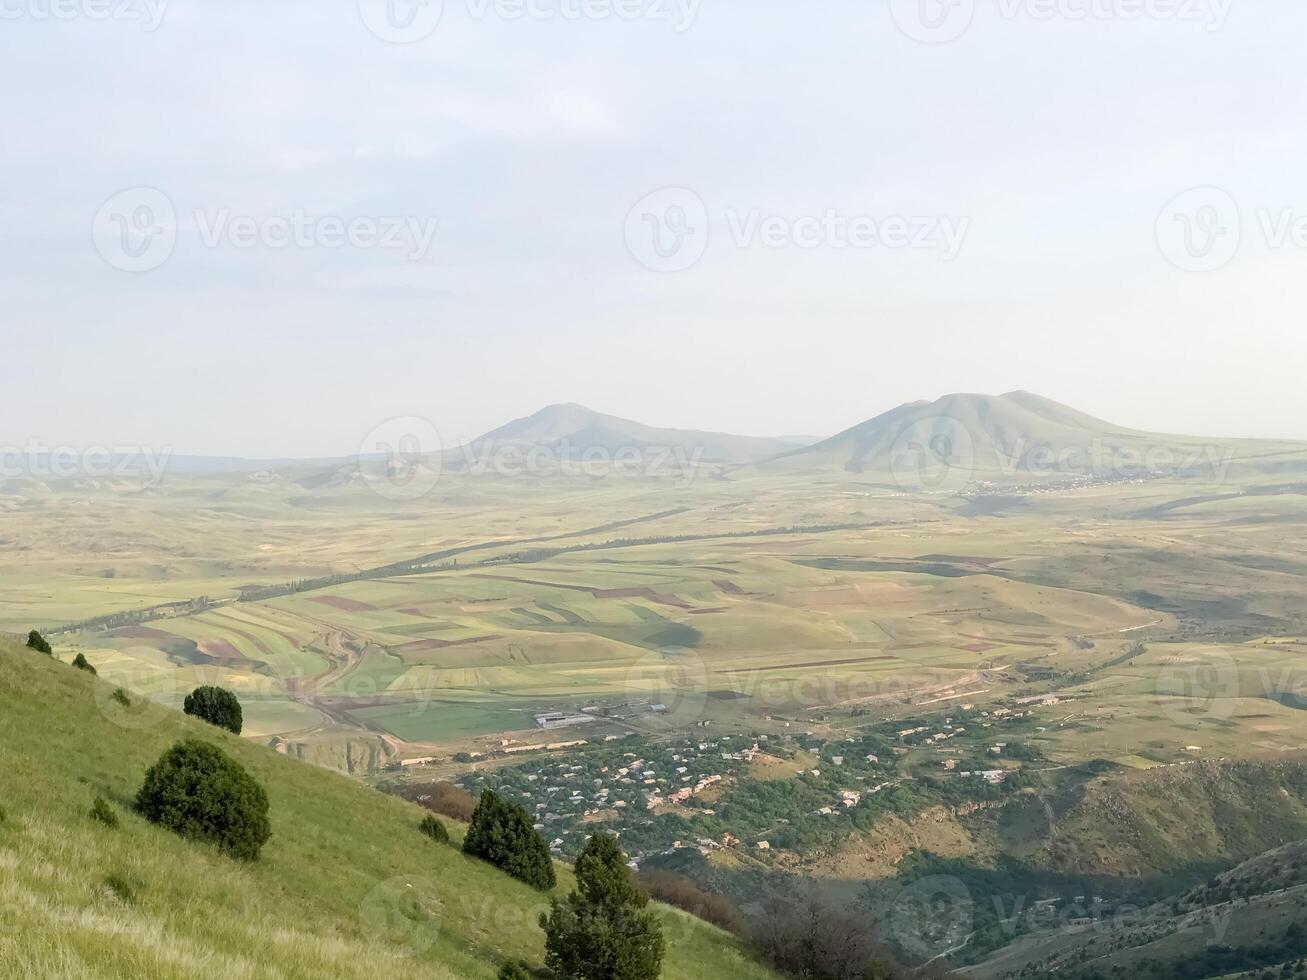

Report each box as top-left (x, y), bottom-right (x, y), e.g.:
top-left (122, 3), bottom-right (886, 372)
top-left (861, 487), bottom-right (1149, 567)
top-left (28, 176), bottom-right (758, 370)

top-left (748, 887), bottom-right (919, 980)
top-left (26, 629), bottom-right (52, 654)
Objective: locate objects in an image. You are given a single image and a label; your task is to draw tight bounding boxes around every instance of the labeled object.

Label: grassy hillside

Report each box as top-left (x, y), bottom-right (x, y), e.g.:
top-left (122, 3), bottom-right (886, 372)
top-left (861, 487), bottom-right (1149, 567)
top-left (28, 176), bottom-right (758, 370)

top-left (0, 639), bottom-right (779, 980)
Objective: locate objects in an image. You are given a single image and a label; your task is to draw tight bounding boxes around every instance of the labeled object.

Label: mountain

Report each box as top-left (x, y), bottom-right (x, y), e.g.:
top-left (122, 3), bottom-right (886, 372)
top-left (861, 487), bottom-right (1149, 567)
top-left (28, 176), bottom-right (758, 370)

top-left (0, 639), bottom-right (778, 980)
top-left (765, 391), bottom-right (1306, 488)
top-left (452, 403), bottom-right (813, 466)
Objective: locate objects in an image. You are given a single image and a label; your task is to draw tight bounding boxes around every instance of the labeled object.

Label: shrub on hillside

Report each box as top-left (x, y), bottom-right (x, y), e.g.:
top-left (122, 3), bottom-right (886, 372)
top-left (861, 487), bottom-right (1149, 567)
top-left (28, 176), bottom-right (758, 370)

top-left (26, 630), bottom-right (52, 655)
top-left (498, 963), bottom-right (532, 980)
top-left (406, 780), bottom-right (477, 822)
top-left (111, 688), bottom-right (132, 707)
top-left (638, 870), bottom-right (742, 934)
top-left (419, 813), bottom-right (450, 844)
top-left (542, 833), bottom-right (665, 980)
top-left (183, 686), bottom-right (243, 735)
top-left (748, 886), bottom-right (906, 980)
top-left (136, 739), bottom-right (270, 860)
top-left (72, 653), bottom-right (97, 675)
top-left (463, 790), bottom-right (556, 891)
top-left (90, 796), bottom-right (118, 827)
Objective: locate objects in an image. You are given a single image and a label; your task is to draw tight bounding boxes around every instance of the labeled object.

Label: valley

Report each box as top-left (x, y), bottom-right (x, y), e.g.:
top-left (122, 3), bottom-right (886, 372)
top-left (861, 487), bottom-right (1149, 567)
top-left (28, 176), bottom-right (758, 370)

top-left (6, 392), bottom-right (1307, 976)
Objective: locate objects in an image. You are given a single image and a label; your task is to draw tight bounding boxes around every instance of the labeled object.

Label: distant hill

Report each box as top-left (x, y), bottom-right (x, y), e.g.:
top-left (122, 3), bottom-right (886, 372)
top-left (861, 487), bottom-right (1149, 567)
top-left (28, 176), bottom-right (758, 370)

top-left (0, 639), bottom-right (779, 979)
top-left (764, 391), bottom-right (1307, 488)
top-left (450, 403), bottom-right (813, 467)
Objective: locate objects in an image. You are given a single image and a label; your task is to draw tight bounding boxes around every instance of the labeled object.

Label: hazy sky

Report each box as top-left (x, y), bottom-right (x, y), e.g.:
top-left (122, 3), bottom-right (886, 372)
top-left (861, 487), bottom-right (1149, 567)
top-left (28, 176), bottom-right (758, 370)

top-left (3, 0), bottom-right (1306, 457)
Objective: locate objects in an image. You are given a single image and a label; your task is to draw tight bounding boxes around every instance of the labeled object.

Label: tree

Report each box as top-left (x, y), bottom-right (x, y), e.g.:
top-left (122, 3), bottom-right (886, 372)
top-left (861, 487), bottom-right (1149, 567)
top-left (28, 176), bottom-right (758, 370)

top-left (26, 630), bottom-right (52, 655)
top-left (183, 686), bottom-right (243, 735)
top-left (463, 790), bottom-right (556, 891)
top-left (136, 739), bottom-right (271, 860)
top-left (541, 833), bottom-right (665, 980)
top-left (72, 653), bottom-right (97, 675)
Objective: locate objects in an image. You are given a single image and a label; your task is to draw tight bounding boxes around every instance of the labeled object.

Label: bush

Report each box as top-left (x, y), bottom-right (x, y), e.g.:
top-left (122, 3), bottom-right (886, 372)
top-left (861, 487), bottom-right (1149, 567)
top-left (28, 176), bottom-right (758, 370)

top-left (419, 813), bottom-right (450, 844)
top-left (136, 739), bottom-right (271, 860)
top-left (542, 833), bottom-right (664, 980)
top-left (90, 796), bottom-right (118, 827)
top-left (0, 802), bottom-right (7, 823)
top-left (404, 781), bottom-right (477, 822)
top-left (638, 870), bottom-right (742, 934)
top-left (111, 688), bottom-right (132, 707)
top-left (26, 630), bottom-right (52, 655)
top-left (72, 653), bottom-right (97, 675)
top-left (498, 964), bottom-right (532, 980)
top-left (463, 790), bottom-right (556, 891)
top-left (183, 686), bottom-right (243, 735)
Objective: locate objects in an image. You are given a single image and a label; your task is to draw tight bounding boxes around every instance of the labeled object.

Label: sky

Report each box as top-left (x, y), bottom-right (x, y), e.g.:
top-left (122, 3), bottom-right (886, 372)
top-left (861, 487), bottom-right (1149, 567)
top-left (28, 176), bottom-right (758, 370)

top-left (2, 0), bottom-right (1306, 458)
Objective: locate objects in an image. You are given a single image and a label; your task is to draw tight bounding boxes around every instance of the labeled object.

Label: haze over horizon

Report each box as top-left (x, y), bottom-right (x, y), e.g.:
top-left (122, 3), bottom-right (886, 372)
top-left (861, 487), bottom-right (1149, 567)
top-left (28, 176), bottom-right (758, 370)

top-left (5, 1), bottom-right (1307, 456)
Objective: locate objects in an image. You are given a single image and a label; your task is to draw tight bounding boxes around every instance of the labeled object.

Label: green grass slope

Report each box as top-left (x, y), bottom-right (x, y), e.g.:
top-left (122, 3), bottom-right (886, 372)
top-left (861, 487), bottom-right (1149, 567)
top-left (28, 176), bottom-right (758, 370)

top-left (0, 640), bottom-right (779, 980)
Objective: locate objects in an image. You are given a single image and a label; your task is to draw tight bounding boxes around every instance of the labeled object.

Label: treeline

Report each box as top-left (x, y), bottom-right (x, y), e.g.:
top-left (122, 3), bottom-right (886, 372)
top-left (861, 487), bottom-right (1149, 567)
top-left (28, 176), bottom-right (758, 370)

top-left (51, 596), bottom-right (220, 635)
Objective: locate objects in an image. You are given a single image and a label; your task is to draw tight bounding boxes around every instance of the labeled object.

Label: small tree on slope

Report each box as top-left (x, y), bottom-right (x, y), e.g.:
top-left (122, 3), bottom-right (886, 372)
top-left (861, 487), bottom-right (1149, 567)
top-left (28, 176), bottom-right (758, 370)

top-left (183, 685), bottom-right (243, 735)
top-left (541, 832), bottom-right (665, 980)
top-left (462, 790), bottom-right (556, 891)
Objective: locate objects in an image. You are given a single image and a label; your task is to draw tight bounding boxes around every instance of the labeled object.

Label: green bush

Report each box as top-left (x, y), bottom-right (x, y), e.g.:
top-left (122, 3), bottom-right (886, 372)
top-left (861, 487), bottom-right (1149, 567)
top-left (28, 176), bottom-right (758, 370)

top-left (183, 686), bottom-right (243, 735)
top-left (463, 790), bottom-right (556, 891)
top-left (72, 653), bottom-right (97, 675)
top-left (419, 813), bottom-right (450, 844)
top-left (26, 630), bottom-right (52, 655)
top-left (111, 688), bottom-right (132, 707)
top-left (498, 963), bottom-right (532, 980)
top-left (542, 833), bottom-right (664, 980)
top-left (90, 796), bottom-right (118, 827)
top-left (136, 739), bottom-right (271, 860)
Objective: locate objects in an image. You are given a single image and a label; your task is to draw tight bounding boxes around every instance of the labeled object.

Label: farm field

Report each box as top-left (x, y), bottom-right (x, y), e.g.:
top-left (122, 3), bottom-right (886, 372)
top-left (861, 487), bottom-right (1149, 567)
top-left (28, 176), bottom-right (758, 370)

top-left (4, 457), bottom-right (1303, 779)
